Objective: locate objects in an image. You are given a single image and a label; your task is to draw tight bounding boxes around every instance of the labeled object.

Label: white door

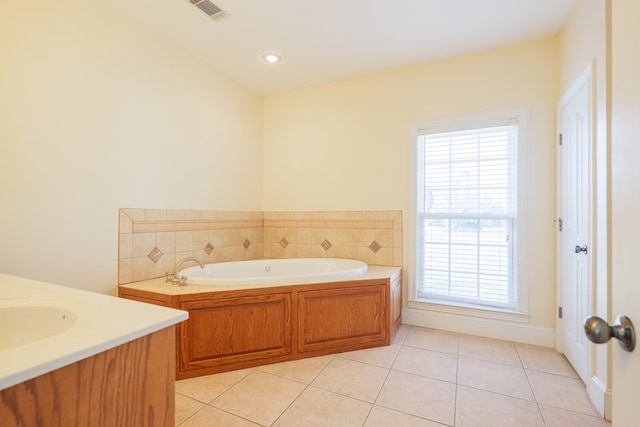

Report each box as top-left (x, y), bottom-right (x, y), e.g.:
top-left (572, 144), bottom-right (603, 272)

top-left (558, 68), bottom-right (593, 385)
top-left (610, 0), bottom-right (640, 424)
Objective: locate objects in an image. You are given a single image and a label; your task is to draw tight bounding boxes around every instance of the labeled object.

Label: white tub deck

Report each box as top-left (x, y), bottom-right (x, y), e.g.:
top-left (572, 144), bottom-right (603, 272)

top-left (120, 264), bottom-right (401, 295)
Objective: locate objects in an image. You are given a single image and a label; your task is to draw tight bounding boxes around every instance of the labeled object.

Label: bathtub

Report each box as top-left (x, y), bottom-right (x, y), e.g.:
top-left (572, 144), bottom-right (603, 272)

top-left (179, 258), bottom-right (368, 285)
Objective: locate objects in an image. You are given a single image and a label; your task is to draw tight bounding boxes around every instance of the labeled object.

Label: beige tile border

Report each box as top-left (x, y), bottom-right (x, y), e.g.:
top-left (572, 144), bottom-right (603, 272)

top-left (119, 209), bottom-right (265, 284)
top-left (119, 209), bottom-right (402, 284)
top-left (263, 211), bottom-right (402, 267)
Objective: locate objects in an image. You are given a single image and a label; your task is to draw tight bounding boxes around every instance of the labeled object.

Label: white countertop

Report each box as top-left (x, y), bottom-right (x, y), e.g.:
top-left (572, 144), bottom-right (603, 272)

top-left (0, 273), bottom-right (188, 391)
top-left (120, 265), bottom-right (402, 295)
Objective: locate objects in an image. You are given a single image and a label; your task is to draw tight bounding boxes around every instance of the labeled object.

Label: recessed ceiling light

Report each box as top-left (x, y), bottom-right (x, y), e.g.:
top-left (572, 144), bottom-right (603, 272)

top-left (262, 53), bottom-right (282, 64)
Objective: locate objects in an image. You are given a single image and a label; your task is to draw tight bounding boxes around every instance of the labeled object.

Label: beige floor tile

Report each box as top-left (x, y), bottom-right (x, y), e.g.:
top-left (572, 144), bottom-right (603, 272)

top-left (176, 368), bottom-right (254, 403)
top-left (516, 343), bottom-right (579, 378)
top-left (175, 393), bottom-right (206, 426)
top-left (455, 385), bottom-right (545, 427)
top-left (257, 354), bottom-right (333, 384)
top-left (403, 326), bottom-right (460, 355)
top-left (311, 357), bottom-right (389, 402)
top-left (173, 330), bottom-right (602, 427)
top-left (375, 370), bottom-right (456, 425)
top-left (272, 386), bottom-right (372, 427)
top-left (338, 343), bottom-right (402, 368)
top-left (364, 405), bottom-right (442, 426)
top-left (457, 356), bottom-right (534, 400)
top-left (540, 404), bottom-right (610, 426)
top-left (459, 334), bottom-right (521, 367)
top-left (211, 370), bottom-right (306, 426)
top-left (391, 346), bottom-right (458, 383)
top-left (527, 370), bottom-right (600, 416)
top-left (392, 324), bottom-right (411, 345)
top-left (179, 405), bottom-right (262, 427)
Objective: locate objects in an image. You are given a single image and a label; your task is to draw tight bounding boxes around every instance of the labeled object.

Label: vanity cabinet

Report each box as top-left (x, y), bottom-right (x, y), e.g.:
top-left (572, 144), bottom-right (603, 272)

top-left (119, 270), bottom-right (402, 379)
top-left (0, 327), bottom-right (176, 427)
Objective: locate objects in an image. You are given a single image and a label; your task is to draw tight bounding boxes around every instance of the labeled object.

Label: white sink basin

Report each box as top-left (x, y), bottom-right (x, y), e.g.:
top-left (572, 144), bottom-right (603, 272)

top-left (0, 274), bottom-right (188, 391)
top-left (0, 305), bottom-right (77, 350)
top-left (0, 295), bottom-right (99, 351)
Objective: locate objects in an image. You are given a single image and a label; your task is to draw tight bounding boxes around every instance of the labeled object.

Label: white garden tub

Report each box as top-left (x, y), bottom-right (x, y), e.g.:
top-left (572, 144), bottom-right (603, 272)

top-left (179, 258), bottom-right (368, 285)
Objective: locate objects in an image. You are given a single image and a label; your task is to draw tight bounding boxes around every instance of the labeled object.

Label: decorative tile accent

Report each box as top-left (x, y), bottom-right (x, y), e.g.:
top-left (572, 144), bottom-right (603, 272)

top-left (119, 209), bottom-right (402, 284)
top-left (369, 240), bottom-right (382, 254)
top-left (204, 242), bottom-right (214, 255)
top-left (279, 237), bottom-right (289, 249)
top-left (147, 247), bottom-right (163, 263)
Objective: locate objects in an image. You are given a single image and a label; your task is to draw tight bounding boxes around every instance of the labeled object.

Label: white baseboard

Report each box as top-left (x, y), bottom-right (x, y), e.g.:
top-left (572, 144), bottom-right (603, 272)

top-left (402, 307), bottom-right (555, 347)
top-left (588, 375), bottom-right (611, 420)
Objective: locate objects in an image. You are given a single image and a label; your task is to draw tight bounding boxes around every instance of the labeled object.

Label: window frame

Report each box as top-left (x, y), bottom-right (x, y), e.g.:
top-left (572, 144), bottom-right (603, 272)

top-left (409, 108), bottom-right (530, 318)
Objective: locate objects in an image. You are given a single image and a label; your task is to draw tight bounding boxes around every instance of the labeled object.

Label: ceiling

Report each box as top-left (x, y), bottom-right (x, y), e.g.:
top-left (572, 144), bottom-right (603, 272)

top-left (100, 0), bottom-right (575, 95)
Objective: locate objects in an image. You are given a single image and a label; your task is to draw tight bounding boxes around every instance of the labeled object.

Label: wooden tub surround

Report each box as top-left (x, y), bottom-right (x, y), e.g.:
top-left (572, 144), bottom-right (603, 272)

top-left (119, 266), bottom-right (401, 379)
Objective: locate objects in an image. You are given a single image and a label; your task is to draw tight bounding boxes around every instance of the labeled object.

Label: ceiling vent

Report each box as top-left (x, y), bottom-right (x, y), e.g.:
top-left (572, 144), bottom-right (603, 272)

top-left (188, 0), bottom-right (226, 21)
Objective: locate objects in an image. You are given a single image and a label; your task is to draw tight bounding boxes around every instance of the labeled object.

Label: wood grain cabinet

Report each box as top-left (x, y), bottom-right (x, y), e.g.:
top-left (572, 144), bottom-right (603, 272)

top-left (0, 327), bottom-right (176, 427)
top-left (179, 292), bottom-right (292, 375)
top-left (390, 273), bottom-right (402, 335)
top-left (119, 272), bottom-right (402, 379)
top-left (297, 284), bottom-right (387, 353)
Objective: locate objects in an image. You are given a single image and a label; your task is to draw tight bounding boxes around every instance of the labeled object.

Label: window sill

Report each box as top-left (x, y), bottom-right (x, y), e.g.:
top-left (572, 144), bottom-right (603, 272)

top-left (407, 298), bottom-right (530, 324)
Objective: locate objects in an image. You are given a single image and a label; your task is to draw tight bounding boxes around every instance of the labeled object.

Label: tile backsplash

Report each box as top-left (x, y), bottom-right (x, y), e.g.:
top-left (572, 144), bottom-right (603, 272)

top-left (118, 208), bottom-right (402, 284)
top-left (263, 211), bottom-right (402, 266)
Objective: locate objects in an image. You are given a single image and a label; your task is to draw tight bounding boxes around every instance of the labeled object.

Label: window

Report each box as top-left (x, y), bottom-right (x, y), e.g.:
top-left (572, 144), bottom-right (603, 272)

top-left (411, 110), bottom-right (528, 312)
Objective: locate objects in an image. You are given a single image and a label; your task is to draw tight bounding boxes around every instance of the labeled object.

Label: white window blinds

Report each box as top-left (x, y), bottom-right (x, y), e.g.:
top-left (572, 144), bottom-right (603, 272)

top-left (416, 119), bottom-right (518, 309)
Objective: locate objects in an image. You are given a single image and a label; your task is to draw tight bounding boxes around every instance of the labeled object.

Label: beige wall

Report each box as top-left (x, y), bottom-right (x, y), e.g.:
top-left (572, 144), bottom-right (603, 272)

top-left (264, 37), bottom-right (560, 333)
top-left (559, 0), bottom-right (610, 418)
top-left (0, 1), bottom-right (263, 294)
top-left (0, 0), bottom-right (571, 347)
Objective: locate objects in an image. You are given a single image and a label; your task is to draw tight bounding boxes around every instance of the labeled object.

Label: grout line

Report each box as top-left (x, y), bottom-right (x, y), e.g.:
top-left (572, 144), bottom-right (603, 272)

top-left (268, 355), bottom-right (337, 426)
top-left (453, 331), bottom-right (460, 427)
top-left (515, 343), bottom-right (546, 425)
top-left (370, 330), bottom-right (405, 405)
top-left (175, 402), bottom-right (209, 427)
top-left (209, 405), bottom-right (268, 427)
top-left (175, 327), bottom-right (604, 426)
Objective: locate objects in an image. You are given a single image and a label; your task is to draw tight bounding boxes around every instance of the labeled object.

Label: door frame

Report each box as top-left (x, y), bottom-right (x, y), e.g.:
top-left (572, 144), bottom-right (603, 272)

top-left (610, 0), bottom-right (640, 423)
top-left (556, 62), bottom-right (597, 391)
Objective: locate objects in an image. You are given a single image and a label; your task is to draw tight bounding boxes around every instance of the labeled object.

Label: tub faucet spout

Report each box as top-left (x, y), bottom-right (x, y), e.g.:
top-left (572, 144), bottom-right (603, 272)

top-left (172, 257), bottom-right (205, 286)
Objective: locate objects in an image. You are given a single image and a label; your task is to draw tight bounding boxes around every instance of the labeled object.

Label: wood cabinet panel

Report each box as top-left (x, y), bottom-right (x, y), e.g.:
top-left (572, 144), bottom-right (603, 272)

top-left (120, 272), bottom-right (401, 378)
top-left (117, 288), bottom-right (183, 377)
top-left (0, 327), bottom-right (175, 427)
top-left (297, 285), bottom-right (386, 353)
top-left (390, 274), bottom-right (402, 336)
top-left (179, 293), bottom-right (292, 374)
top-left (118, 288), bottom-right (172, 307)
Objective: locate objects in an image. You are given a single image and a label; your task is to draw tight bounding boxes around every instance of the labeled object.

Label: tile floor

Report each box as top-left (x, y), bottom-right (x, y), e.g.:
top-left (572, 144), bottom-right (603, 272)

top-left (175, 325), bottom-right (611, 426)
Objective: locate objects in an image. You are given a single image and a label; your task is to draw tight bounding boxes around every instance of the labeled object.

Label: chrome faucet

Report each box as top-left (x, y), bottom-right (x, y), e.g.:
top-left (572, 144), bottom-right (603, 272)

top-left (167, 257), bottom-right (205, 286)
